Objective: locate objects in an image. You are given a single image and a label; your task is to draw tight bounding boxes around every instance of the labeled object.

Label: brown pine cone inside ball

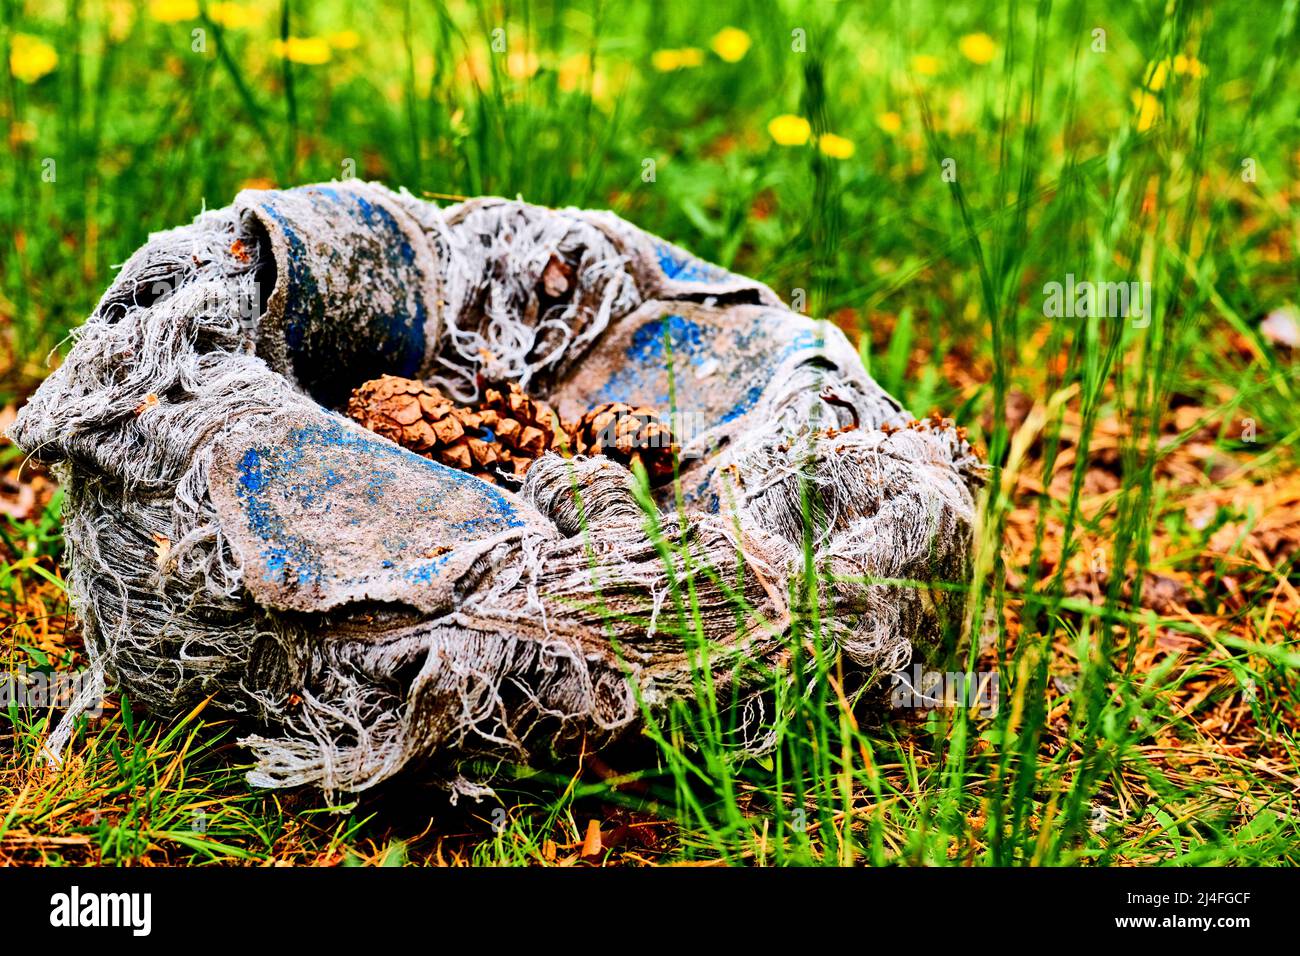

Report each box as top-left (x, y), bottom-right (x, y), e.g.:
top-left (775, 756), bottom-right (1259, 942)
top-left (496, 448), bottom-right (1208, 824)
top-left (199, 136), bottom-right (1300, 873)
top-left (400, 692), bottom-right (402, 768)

top-left (347, 375), bottom-right (566, 483)
top-left (346, 375), bottom-right (458, 455)
top-left (475, 382), bottom-right (568, 478)
top-left (574, 401), bottom-right (677, 485)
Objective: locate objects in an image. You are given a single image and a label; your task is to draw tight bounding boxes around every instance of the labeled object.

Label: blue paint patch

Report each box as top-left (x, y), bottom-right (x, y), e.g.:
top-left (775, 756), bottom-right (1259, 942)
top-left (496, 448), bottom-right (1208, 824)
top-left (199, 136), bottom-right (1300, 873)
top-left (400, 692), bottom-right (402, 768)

top-left (259, 186), bottom-right (432, 405)
top-left (719, 385), bottom-right (764, 424)
top-left (259, 205), bottom-right (318, 357)
top-left (233, 419), bottom-right (525, 588)
top-left (715, 326), bottom-right (824, 424)
top-left (597, 314), bottom-right (710, 407)
top-left (625, 314), bottom-right (708, 366)
top-left (595, 312), bottom-right (830, 433)
top-left (404, 554), bottom-right (451, 584)
top-left (236, 446), bottom-right (325, 587)
top-left (654, 242), bottom-right (731, 284)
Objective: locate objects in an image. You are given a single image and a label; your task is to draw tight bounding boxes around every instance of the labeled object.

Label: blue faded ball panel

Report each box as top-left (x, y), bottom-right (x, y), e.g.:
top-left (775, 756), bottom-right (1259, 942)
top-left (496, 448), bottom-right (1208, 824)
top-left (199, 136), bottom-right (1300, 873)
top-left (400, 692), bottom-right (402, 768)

top-left (587, 307), bottom-right (825, 433)
top-left (213, 414), bottom-right (540, 613)
top-left (653, 241), bottom-right (735, 284)
top-left (248, 183), bottom-right (438, 407)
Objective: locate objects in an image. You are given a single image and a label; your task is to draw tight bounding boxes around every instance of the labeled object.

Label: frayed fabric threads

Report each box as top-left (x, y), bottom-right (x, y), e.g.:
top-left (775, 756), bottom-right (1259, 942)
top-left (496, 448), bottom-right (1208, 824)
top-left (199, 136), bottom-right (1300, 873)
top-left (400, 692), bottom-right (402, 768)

top-left (10, 181), bottom-right (983, 797)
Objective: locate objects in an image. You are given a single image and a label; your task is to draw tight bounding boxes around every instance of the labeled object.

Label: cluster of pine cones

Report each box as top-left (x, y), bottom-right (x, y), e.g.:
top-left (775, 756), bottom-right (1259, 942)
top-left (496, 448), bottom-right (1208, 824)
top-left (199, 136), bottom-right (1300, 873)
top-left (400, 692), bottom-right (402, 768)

top-left (347, 376), bottom-right (677, 485)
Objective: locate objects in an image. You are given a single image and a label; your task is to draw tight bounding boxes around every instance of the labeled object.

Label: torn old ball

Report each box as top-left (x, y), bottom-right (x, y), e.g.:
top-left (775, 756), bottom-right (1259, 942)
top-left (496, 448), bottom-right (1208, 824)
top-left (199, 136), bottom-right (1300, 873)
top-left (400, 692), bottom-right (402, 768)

top-left (8, 181), bottom-right (984, 799)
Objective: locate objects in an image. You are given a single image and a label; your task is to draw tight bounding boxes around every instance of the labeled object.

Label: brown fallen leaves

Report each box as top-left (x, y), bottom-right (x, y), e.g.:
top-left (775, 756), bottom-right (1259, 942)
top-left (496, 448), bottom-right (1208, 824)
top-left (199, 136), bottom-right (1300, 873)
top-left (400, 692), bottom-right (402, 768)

top-left (0, 404), bottom-right (55, 522)
top-left (995, 391), bottom-right (1298, 858)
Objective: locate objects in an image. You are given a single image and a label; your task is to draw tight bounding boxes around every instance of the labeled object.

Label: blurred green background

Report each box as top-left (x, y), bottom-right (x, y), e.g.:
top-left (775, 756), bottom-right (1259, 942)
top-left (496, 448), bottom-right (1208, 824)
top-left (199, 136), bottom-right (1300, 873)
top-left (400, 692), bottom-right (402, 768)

top-left (3, 0), bottom-right (1295, 415)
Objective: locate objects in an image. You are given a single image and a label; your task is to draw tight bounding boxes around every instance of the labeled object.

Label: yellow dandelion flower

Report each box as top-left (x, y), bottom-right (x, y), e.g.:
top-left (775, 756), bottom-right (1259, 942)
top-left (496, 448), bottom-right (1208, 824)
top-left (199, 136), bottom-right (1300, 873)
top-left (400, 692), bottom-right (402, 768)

top-left (558, 52), bottom-right (591, 92)
top-left (910, 54), bottom-right (940, 76)
top-left (818, 133), bottom-right (855, 159)
top-left (10, 34), bottom-right (58, 84)
top-left (456, 48), bottom-right (489, 86)
top-left (272, 37), bottom-right (332, 66)
top-left (9, 119), bottom-right (37, 144)
top-left (1143, 58), bottom-right (1169, 91)
top-left (958, 32), bottom-right (997, 66)
top-left (676, 47), bottom-right (704, 68)
top-left (1144, 54), bottom-right (1206, 92)
top-left (327, 30), bottom-right (361, 51)
top-left (876, 111), bottom-right (902, 135)
top-left (711, 27), bottom-right (751, 63)
top-left (557, 54), bottom-right (613, 104)
top-left (415, 54), bottom-right (434, 86)
top-left (1131, 90), bottom-right (1161, 132)
top-left (149, 0), bottom-right (198, 24)
top-left (1172, 53), bottom-right (1207, 78)
top-left (652, 47), bottom-right (704, 71)
top-left (106, 0), bottom-right (136, 42)
top-left (507, 49), bottom-right (539, 79)
top-left (207, 3), bottom-right (264, 30)
top-left (651, 49), bottom-right (680, 71)
top-left (768, 114), bottom-right (811, 146)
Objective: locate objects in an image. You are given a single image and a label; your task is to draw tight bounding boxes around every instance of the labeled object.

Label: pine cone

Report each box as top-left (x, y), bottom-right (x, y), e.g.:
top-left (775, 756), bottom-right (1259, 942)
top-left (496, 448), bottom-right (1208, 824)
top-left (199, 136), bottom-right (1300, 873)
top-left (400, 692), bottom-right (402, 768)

top-left (574, 401), bottom-right (677, 485)
top-left (475, 382), bottom-right (568, 478)
top-left (347, 376), bottom-right (565, 483)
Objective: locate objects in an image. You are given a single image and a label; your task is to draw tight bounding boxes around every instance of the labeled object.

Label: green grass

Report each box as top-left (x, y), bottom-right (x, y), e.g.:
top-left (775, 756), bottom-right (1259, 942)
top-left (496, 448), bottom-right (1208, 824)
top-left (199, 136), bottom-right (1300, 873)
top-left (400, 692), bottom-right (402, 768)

top-left (2, 0), bottom-right (1298, 866)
